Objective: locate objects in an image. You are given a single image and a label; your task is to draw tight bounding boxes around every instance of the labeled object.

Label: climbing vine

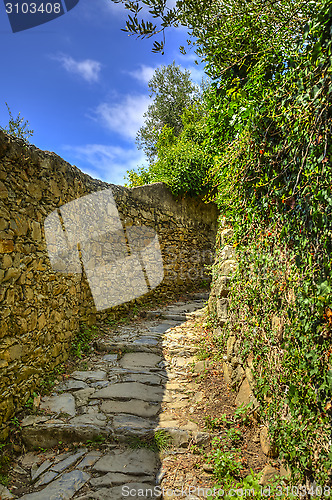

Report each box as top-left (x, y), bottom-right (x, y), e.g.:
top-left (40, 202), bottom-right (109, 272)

top-left (208, 1), bottom-right (332, 485)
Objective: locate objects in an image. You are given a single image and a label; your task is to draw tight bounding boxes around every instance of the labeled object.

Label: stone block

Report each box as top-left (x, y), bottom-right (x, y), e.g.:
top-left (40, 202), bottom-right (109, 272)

top-left (0, 397), bottom-right (15, 422)
top-left (279, 463), bottom-right (291, 480)
top-left (222, 361), bottom-right (232, 385)
top-left (49, 179), bottom-right (61, 197)
top-left (219, 259), bottom-right (237, 276)
top-left (245, 366), bottom-right (256, 389)
top-left (218, 228), bottom-right (233, 245)
top-left (12, 214), bottom-right (29, 236)
top-left (260, 425), bottom-right (277, 457)
top-left (217, 297), bottom-right (228, 320)
top-left (0, 240), bottom-right (14, 253)
top-left (226, 335), bottom-right (236, 356)
top-left (8, 343), bottom-right (23, 361)
top-left (0, 181), bottom-right (8, 199)
top-left (0, 218), bottom-right (8, 231)
top-left (38, 313), bottom-right (47, 330)
top-left (3, 268), bottom-right (20, 282)
top-left (31, 221), bottom-right (41, 240)
top-left (235, 377), bottom-right (259, 408)
top-left (232, 364), bottom-right (245, 388)
top-left (271, 315), bottom-right (284, 342)
top-left (258, 464), bottom-right (279, 485)
top-left (215, 275), bottom-right (231, 298)
top-left (27, 183), bottom-right (42, 201)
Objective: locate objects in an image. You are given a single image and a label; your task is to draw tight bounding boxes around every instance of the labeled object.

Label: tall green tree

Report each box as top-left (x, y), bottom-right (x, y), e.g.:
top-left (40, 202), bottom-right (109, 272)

top-left (136, 61), bottom-right (200, 162)
top-left (126, 100), bottom-right (212, 195)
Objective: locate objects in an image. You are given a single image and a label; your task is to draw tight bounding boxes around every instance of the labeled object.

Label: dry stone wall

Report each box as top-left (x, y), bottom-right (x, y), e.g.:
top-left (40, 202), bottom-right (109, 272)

top-left (0, 131), bottom-right (218, 439)
top-left (208, 219), bottom-right (276, 459)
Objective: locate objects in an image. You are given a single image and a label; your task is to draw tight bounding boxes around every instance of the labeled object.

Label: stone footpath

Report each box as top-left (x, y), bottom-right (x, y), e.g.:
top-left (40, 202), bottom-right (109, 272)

top-left (2, 293), bottom-right (213, 500)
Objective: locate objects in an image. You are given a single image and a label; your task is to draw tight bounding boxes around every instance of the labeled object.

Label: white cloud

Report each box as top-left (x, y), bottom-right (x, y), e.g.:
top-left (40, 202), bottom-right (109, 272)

top-left (128, 60), bottom-right (207, 88)
top-left (62, 143), bottom-right (147, 186)
top-left (93, 94), bottom-right (151, 140)
top-left (128, 65), bottom-right (157, 85)
top-left (99, 0), bottom-right (130, 18)
top-left (186, 65), bottom-right (208, 85)
top-left (54, 54), bottom-right (102, 83)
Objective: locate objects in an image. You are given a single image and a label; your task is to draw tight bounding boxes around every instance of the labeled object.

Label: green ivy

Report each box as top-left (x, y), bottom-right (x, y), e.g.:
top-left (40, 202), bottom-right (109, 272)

top-left (208, 0), bottom-right (332, 484)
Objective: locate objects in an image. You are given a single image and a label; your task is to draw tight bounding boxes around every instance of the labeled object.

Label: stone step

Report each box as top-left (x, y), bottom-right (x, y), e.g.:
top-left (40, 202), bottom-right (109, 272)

top-left (14, 296), bottom-right (211, 499)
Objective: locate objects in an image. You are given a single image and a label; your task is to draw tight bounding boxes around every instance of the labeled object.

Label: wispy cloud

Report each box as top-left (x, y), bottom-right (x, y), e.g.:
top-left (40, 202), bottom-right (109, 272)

top-left (93, 94), bottom-right (150, 140)
top-left (54, 54), bottom-right (102, 83)
top-left (186, 65), bottom-right (208, 86)
top-left (129, 60), bottom-right (206, 88)
top-left (99, 0), bottom-right (129, 18)
top-left (62, 143), bottom-right (147, 185)
top-left (128, 64), bottom-right (157, 85)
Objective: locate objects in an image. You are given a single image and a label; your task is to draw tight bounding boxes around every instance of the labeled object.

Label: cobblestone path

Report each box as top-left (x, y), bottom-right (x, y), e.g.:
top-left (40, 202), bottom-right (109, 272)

top-left (4, 293), bottom-right (212, 500)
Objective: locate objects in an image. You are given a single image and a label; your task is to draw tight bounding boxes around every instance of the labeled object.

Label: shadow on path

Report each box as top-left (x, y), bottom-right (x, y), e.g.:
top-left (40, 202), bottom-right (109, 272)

top-left (13, 293), bottom-right (209, 500)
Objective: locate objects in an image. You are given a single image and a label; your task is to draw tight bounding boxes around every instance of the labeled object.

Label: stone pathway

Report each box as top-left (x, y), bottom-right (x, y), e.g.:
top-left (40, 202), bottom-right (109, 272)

top-left (5, 293), bottom-right (213, 500)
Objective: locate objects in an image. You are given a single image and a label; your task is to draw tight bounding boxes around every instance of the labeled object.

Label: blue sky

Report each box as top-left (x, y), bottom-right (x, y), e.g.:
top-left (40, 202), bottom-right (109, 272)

top-left (0, 0), bottom-right (205, 185)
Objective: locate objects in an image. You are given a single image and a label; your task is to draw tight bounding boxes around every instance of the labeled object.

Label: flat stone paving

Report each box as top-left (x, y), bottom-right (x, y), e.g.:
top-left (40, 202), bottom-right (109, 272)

top-left (8, 293), bottom-right (211, 500)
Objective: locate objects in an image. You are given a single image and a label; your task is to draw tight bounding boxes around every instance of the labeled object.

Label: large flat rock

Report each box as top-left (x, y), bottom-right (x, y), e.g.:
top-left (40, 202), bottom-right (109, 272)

top-left (22, 422), bottom-right (109, 449)
top-left (101, 399), bottom-right (159, 417)
top-left (122, 373), bottom-right (161, 385)
top-left (19, 470), bottom-right (90, 500)
top-left (39, 394), bottom-right (76, 417)
top-left (71, 371), bottom-right (107, 381)
top-left (119, 353), bottom-right (162, 368)
top-left (112, 414), bottom-right (155, 437)
top-left (93, 449), bottom-right (158, 475)
top-left (69, 413), bottom-right (107, 426)
top-left (92, 382), bottom-right (164, 402)
top-left (80, 483), bottom-right (161, 500)
top-left (90, 472), bottom-right (155, 487)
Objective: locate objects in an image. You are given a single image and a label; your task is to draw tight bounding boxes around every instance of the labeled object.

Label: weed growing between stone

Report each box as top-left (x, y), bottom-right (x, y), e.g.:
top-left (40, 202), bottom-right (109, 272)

top-left (86, 435), bottom-right (106, 447)
top-left (71, 325), bottom-right (99, 359)
top-left (128, 430), bottom-right (172, 452)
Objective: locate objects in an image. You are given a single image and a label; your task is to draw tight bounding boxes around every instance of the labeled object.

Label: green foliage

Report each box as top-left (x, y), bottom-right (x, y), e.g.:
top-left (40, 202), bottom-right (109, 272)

top-left (208, 0), bottom-right (332, 484)
top-left (0, 474), bottom-right (9, 487)
top-left (128, 430), bottom-right (172, 452)
top-left (0, 445), bottom-right (10, 488)
top-left (204, 415), bottom-right (223, 431)
top-left (125, 63), bottom-right (210, 196)
top-left (225, 427), bottom-right (242, 444)
top-left (124, 165), bottom-right (151, 187)
top-left (126, 101), bottom-right (213, 196)
top-left (71, 325), bottom-right (98, 359)
top-left (39, 364), bottom-right (65, 395)
top-left (24, 392), bottom-right (39, 411)
top-left (136, 62), bottom-right (200, 162)
top-left (86, 435), bottom-right (105, 446)
top-left (208, 447), bottom-right (243, 484)
top-left (148, 125), bottom-right (212, 196)
top-left (111, 0), bottom-right (318, 77)
top-left (153, 429), bottom-right (172, 450)
top-left (0, 102), bottom-right (33, 142)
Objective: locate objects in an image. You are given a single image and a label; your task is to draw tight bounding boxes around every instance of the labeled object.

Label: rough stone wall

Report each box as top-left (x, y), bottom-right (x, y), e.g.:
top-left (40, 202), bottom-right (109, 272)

top-left (208, 218), bottom-right (277, 458)
top-left (0, 131), bottom-right (218, 438)
top-left (208, 218), bottom-right (260, 405)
